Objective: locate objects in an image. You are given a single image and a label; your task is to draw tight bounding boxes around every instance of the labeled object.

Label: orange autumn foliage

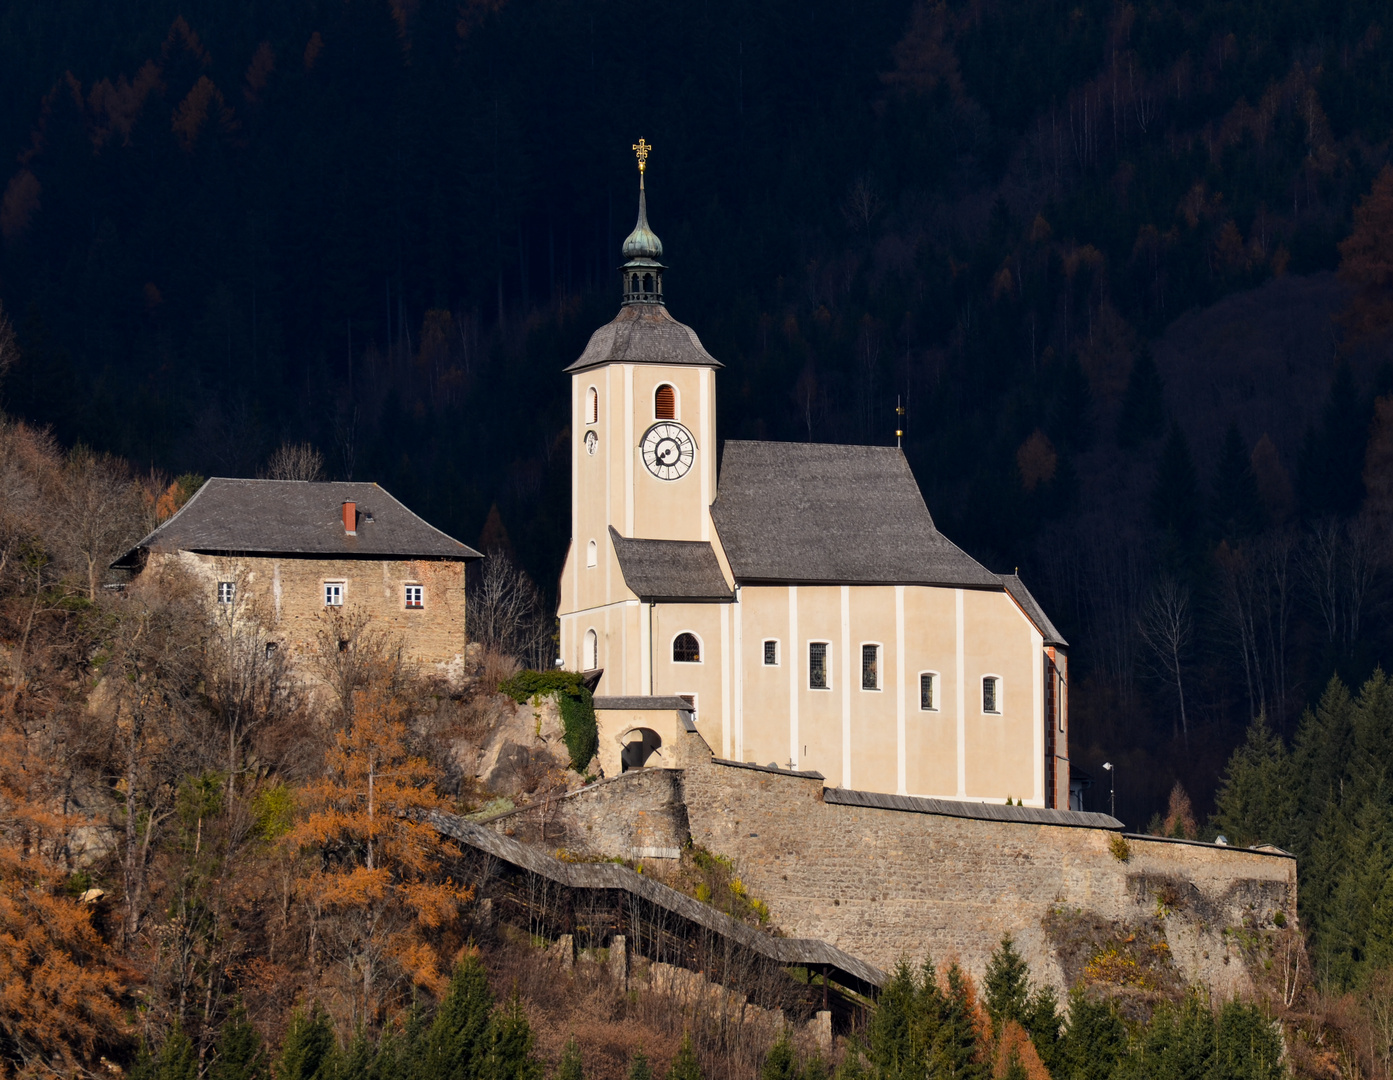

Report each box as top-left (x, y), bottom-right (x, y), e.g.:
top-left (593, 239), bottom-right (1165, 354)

top-left (992, 1019), bottom-right (1052, 1080)
top-left (289, 680), bottom-right (470, 1016)
top-left (0, 723), bottom-right (127, 1073)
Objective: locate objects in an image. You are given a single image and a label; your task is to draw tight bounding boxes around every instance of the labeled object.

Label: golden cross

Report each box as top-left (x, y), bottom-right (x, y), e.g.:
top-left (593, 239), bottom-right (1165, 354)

top-left (633, 138), bottom-right (651, 174)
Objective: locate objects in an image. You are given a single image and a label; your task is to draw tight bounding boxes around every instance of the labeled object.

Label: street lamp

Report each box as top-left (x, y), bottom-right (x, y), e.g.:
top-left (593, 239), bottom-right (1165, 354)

top-left (1102, 761), bottom-right (1115, 819)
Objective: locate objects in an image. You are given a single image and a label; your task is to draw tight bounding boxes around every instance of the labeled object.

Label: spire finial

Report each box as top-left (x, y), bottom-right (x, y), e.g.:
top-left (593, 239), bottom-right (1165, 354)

top-left (633, 138), bottom-right (651, 175)
top-left (620, 139), bottom-right (664, 305)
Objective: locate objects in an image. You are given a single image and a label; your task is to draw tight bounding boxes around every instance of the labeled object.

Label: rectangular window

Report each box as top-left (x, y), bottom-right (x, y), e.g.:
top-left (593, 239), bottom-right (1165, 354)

top-left (861, 644), bottom-right (880, 690)
top-left (324, 582), bottom-right (344, 607)
top-left (983, 676), bottom-right (1000, 713)
top-left (920, 673), bottom-right (936, 711)
top-left (216, 581), bottom-right (235, 605)
top-left (809, 642), bottom-right (829, 689)
top-left (404, 584), bottom-right (423, 608)
top-left (763, 640), bottom-right (779, 666)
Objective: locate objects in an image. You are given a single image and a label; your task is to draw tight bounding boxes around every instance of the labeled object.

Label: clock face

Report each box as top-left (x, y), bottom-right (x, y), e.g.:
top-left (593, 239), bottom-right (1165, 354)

top-left (584, 430), bottom-right (598, 456)
top-left (641, 422), bottom-right (696, 480)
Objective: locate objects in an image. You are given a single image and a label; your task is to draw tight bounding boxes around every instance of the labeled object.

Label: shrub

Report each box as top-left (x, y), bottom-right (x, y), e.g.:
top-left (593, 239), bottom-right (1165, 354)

top-left (1109, 834), bottom-right (1132, 862)
top-left (498, 670), bottom-right (597, 772)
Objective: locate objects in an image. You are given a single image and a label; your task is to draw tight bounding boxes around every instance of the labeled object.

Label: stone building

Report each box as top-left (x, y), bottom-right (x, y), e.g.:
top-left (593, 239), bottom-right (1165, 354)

top-left (113, 478), bottom-right (481, 676)
top-left (559, 150), bottom-right (1070, 807)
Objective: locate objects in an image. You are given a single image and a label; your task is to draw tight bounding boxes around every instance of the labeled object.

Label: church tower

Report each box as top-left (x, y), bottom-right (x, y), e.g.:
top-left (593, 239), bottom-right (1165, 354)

top-left (557, 142), bottom-right (727, 683)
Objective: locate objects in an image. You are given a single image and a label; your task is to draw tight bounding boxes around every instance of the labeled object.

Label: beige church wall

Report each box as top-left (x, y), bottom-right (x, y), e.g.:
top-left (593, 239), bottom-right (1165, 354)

top-left (846, 586), bottom-right (899, 792)
top-left (734, 585), bottom-right (793, 769)
top-left (962, 588), bottom-right (1041, 803)
top-left (788, 585), bottom-right (848, 784)
top-left (650, 601), bottom-right (729, 738)
top-left (630, 366), bottom-right (717, 543)
top-left (164, 551), bottom-right (467, 673)
top-left (902, 586), bottom-right (961, 797)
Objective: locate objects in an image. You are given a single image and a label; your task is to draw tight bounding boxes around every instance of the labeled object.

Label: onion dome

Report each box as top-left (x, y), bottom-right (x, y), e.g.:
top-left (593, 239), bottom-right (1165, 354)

top-left (620, 139), bottom-right (665, 305)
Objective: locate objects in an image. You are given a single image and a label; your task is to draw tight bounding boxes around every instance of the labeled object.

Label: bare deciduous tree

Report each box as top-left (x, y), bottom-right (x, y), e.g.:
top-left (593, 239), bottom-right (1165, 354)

top-left (468, 550), bottom-right (554, 670)
top-left (262, 441), bottom-right (325, 481)
top-left (55, 446), bottom-right (145, 600)
top-left (1214, 530), bottom-right (1297, 731)
top-left (1301, 517), bottom-right (1379, 653)
top-left (1138, 575), bottom-right (1194, 751)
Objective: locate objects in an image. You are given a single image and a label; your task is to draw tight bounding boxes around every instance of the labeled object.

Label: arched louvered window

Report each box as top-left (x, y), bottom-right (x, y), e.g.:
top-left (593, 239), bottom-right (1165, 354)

top-left (584, 629), bottom-right (598, 670)
top-left (586, 386), bottom-right (598, 425)
top-left (672, 632), bottom-right (701, 663)
top-left (655, 384), bottom-right (676, 420)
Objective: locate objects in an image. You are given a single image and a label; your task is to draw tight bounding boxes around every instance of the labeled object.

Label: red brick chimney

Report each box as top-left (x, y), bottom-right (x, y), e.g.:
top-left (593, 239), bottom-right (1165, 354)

top-left (342, 501), bottom-right (356, 535)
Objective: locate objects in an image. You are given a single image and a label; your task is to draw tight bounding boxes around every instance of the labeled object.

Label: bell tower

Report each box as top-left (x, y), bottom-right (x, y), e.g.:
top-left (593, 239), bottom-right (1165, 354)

top-left (557, 141), bottom-right (726, 682)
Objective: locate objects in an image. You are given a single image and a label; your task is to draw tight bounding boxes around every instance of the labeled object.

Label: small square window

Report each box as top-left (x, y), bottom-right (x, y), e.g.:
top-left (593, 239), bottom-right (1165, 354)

top-left (763, 640), bottom-right (779, 666)
top-left (809, 642), bottom-right (829, 689)
top-left (217, 581), bottom-right (235, 605)
top-left (861, 644), bottom-right (880, 690)
top-left (983, 676), bottom-right (1000, 714)
top-left (324, 582), bottom-right (344, 607)
top-left (920, 673), bottom-right (936, 711)
top-left (405, 584), bottom-right (423, 608)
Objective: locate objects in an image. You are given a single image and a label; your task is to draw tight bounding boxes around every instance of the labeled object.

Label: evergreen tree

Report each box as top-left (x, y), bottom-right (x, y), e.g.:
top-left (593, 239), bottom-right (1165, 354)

top-left (1117, 346), bottom-right (1165, 449)
top-left (148, 1025), bottom-right (198, 1080)
top-left (556, 1036), bottom-right (585, 1080)
top-left (984, 937), bottom-right (1029, 1028)
top-left (1210, 422), bottom-right (1266, 541)
top-left (1213, 999), bottom-right (1285, 1080)
top-left (759, 1033), bottom-right (797, 1080)
top-left (1058, 991), bottom-right (1125, 1080)
top-left (277, 1006), bottom-right (338, 1080)
top-left (338, 1028), bottom-right (375, 1080)
top-left (1151, 423), bottom-right (1202, 543)
top-left (627, 1048), bottom-right (654, 1080)
top-left (932, 964), bottom-right (986, 1080)
top-left (212, 1005), bottom-right (268, 1080)
top-left (1211, 714), bottom-right (1296, 848)
top-left (1116, 992), bottom-right (1216, 1080)
top-left (1023, 986), bottom-right (1064, 1076)
top-left (480, 990), bottom-right (542, 1080)
top-left (667, 1034), bottom-right (704, 1080)
top-left (866, 961), bottom-right (922, 1075)
top-left (426, 953), bottom-right (495, 1080)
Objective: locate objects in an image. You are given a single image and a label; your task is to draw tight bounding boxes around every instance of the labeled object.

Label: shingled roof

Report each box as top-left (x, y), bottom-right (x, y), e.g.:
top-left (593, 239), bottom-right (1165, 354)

top-left (709, 441), bottom-right (1000, 587)
top-left (564, 304), bottom-right (722, 373)
top-left (112, 478), bottom-right (481, 567)
top-left (1001, 573), bottom-right (1068, 646)
top-left (609, 526), bottom-right (732, 601)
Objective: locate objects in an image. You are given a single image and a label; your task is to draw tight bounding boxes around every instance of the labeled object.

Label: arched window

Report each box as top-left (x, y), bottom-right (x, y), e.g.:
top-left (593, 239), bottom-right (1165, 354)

top-left (672, 632), bottom-right (701, 663)
top-left (655, 384), bottom-right (676, 420)
top-left (586, 386), bottom-right (598, 425)
top-left (631, 273), bottom-right (640, 294)
top-left (586, 539), bottom-right (597, 567)
top-left (642, 273), bottom-right (653, 294)
top-left (584, 629), bottom-right (598, 670)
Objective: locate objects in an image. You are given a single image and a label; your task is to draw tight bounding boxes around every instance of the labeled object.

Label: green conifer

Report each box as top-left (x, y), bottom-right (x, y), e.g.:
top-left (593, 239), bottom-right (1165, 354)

top-left (1211, 714), bottom-right (1295, 848)
top-left (984, 936), bottom-right (1030, 1027)
top-left (277, 1005), bottom-right (337, 1080)
top-left (556, 1036), bottom-right (585, 1080)
top-left (1059, 990), bottom-right (1125, 1080)
top-left (627, 1048), bottom-right (654, 1080)
top-left (481, 990), bottom-right (542, 1080)
top-left (426, 953), bottom-right (496, 1080)
top-left (1023, 985), bottom-right (1064, 1076)
top-left (212, 1005), bottom-right (268, 1080)
top-left (667, 1034), bottom-right (704, 1080)
top-left (932, 964), bottom-right (986, 1080)
top-left (759, 1033), bottom-right (797, 1080)
top-left (150, 1024), bottom-right (198, 1080)
top-left (1213, 999), bottom-right (1284, 1080)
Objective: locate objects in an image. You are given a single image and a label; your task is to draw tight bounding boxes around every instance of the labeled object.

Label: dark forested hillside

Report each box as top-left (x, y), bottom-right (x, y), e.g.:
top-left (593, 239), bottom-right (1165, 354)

top-left (3, 0), bottom-right (1393, 826)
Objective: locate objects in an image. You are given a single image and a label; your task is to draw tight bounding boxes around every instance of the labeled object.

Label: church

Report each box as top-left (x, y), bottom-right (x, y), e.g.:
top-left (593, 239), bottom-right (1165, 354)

top-left (558, 143), bottom-right (1071, 808)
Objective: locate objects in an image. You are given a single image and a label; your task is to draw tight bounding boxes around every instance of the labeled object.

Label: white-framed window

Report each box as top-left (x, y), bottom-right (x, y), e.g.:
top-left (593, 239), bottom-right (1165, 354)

top-left (982, 675), bottom-right (1002, 714)
top-left (808, 641), bottom-right (830, 690)
top-left (324, 582), bottom-right (345, 607)
top-left (586, 539), bottom-right (598, 567)
top-left (861, 643), bottom-right (881, 690)
top-left (672, 632), bottom-right (702, 663)
top-left (217, 581), bottom-right (235, 605)
top-left (404, 584), bottom-right (423, 608)
top-left (763, 639), bottom-right (779, 666)
top-left (919, 671), bottom-right (940, 711)
top-left (654, 383), bottom-right (678, 420)
top-left (586, 386), bottom-right (599, 425)
top-left (583, 628), bottom-right (598, 670)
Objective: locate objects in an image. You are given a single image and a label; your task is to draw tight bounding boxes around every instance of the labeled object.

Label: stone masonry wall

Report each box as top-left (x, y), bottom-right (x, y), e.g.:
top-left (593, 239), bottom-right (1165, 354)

top-left (161, 551), bottom-right (467, 678)
top-left (488, 727), bottom-right (1298, 1000)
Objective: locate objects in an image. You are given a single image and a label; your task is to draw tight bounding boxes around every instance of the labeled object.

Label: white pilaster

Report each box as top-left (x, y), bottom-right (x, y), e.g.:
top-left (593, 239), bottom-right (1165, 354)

top-left (955, 588), bottom-right (966, 798)
top-left (895, 585), bottom-right (906, 796)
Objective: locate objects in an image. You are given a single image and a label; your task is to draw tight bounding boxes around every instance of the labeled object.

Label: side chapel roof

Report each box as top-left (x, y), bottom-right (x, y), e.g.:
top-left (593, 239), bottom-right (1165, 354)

top-left (709, 441), bottom-right (1001, 588)
top-left (609, 526), bottom-right (733, 601)
top-left (1000, 573), bottom-right (1068, 647)
top-left (112, 478), bottom-right (481, 567)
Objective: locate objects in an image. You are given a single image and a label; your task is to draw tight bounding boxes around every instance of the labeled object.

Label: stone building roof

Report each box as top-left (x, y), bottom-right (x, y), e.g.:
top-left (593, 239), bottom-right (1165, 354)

top-left (112, 478), bottom-right (481, 567)
top-left (564, 304), bottom-right (722, 373)
top-left (609, 526), bottom-right (732, 601)
top-left (824, 788), bottom-right (1120, 829)
top-left (1000, 573), bottom-right (1068, 647)
top-left (709, 441), bottom-right (1000, 587)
